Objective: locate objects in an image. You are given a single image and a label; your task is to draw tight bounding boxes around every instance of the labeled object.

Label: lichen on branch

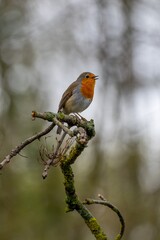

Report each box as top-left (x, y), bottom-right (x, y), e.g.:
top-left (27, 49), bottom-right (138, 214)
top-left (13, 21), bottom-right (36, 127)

top-left (0, 111), bottom-right (125, 240)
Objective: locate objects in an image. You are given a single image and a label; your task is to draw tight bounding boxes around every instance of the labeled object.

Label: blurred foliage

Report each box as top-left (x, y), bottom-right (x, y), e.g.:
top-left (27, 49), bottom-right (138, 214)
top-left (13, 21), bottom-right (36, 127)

top-left (0, 0), bottom-right (160, 240)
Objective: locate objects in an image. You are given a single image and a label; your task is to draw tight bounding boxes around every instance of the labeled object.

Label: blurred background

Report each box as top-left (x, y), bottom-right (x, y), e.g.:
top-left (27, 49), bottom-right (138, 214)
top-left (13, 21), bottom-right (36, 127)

top-left (0, 0), bottom-right (160, 239)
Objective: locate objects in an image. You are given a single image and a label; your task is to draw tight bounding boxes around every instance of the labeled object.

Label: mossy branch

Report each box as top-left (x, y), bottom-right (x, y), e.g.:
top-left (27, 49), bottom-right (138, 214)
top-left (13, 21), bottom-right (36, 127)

top-left (0, 111), bottom-right (125, 240)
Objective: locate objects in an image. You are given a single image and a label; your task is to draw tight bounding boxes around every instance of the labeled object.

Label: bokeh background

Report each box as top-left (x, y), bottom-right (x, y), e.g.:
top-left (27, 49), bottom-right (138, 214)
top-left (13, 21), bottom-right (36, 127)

top-left (0, 0), bottom-right (160, 240)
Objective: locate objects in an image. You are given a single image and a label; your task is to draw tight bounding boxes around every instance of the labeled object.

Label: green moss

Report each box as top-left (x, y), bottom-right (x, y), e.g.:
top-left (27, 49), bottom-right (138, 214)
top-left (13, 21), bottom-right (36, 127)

top-left (57, 112), bottom-right (65, 120)
top-left (68, 117), bottom-right (94, 136)
top-left (43, 112), bottom-right (56, 121)
top-left (87, 218), bottom-right (107, 240)
top-left (83, 119), bottom-right (96, 138)
top-left (61, 158), bottom-right (108, 240)
top-left (114, 234), bottom-right (121, 240)
top-left (61, 143), bottom-right (85, 166)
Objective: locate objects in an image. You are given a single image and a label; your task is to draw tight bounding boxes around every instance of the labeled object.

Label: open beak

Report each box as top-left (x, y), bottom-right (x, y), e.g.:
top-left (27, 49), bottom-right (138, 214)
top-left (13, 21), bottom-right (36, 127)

top-left (94, 75), bottom-right (99, 80)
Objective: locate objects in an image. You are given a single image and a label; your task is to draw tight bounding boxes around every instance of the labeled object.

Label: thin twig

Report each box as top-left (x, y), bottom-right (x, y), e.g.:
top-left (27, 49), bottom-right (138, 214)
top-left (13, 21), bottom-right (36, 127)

top-left (54, 132), bottom-right (67, 157)
top-left (0, 123), bottom-right (55, 169)
top-left (83, 194), bottom-right (125, 240)
top-left (42, 131), bottom-right (67, 179)
top-left (61, 137), bottom-right (75, 156)
top-left (53, 118), bottom-right (74, 137)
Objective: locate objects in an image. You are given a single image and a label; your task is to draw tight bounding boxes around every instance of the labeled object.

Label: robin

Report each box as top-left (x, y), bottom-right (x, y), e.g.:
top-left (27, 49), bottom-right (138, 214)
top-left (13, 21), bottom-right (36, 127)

top-left (57, 72), bottom-right (98, 134)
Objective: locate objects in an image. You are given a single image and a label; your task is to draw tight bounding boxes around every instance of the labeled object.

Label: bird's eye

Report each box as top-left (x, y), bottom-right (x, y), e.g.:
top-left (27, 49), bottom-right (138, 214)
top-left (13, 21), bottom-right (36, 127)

top-left (85, 74), bottom-right (89, 78)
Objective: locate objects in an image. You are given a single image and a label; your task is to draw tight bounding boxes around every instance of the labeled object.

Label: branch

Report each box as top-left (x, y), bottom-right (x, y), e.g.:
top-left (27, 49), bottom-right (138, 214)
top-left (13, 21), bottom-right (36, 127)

top-left (0, 111), bottom-right (95, 174)
top-left (60, 147), bottom-right (108, 240)
top-left (32, 111), bottom-right (95, 138)
top-left (0, 110), bottom-right (125, 239)
top-left (0, 122), bottom-right (55, 169)
top-left (83, 194), bottom-right (125, 240)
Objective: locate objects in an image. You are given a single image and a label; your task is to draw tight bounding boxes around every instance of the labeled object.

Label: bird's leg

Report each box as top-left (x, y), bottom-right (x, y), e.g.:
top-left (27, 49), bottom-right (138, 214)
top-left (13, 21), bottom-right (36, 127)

top-left (74, 113), bottom-right (87, 121)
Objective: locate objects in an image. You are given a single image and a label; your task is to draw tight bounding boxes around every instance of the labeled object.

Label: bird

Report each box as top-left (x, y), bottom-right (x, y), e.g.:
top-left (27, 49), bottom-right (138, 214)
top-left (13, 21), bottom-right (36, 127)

top-left (57, 72), bottom-right (98, 134)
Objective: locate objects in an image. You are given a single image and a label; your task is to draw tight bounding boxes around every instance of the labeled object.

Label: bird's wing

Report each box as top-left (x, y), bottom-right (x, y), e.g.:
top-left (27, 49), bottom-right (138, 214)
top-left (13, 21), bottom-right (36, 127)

top-left (58, 81), bottom-right (79, 112)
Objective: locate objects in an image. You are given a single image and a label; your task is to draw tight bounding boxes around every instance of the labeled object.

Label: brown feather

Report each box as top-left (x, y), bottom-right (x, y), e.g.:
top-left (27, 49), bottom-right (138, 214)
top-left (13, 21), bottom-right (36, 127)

top-left (58, 81), bottom-right (79, 112)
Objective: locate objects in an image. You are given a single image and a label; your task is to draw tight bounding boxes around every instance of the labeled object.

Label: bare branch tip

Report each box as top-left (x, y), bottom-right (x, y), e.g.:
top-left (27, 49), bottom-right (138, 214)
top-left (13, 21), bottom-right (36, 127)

top-left (98, 194), bottom-right (106, 201)
top-left (42, 171), bottom-right (47, 179)
top-left (31, 111), bottom-right (36, 120)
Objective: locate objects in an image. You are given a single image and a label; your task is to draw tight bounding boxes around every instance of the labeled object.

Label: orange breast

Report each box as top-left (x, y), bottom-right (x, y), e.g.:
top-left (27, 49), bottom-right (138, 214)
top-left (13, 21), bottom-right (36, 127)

top-left (80, 78), bottom-right (95, 99)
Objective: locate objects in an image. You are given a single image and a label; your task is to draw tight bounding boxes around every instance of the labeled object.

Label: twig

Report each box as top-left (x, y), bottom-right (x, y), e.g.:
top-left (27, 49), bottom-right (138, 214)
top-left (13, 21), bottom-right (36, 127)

top-left (42, 131), bottom-right (67, 179)
top-left (54, 132), bottom-right (67, 158)
top-left (83, 194), bottom-right (125, 240)
top-left (61, 137), bottom-right (75, 156)
top-left (53, 118), bottom-right (74, 137)
top-left (32, 111), bottom-right (95, 138)
top-left (32, 110), bottom-right (75, 136)
top-left (0, 123), bottom-right (55, 169)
